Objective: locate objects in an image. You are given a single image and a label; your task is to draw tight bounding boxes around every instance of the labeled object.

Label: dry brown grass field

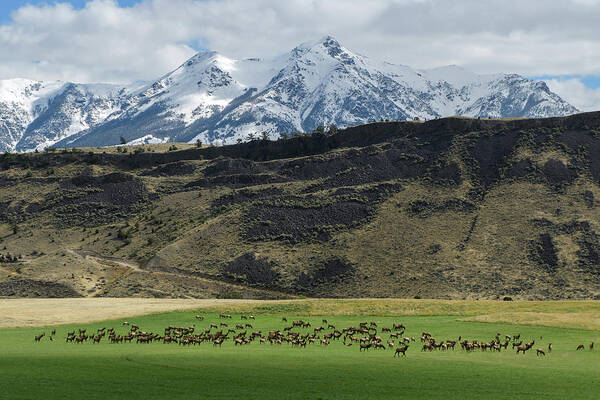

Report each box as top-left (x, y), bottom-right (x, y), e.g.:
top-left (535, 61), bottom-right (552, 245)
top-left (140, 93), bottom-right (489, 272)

top-left (2, 298), bottom-right (600, 330)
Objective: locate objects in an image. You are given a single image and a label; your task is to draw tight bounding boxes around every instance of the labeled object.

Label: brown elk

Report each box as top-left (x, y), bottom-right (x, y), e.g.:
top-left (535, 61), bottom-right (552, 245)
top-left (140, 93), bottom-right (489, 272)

top-left (359, 343), bottom-right (372, 351)
top-left (516, 342), bottom-right (533, 354)
top-left (590, 342), bottom-right (594, 351)
top-left (394, 345), bottom-right (409, 357)
top-left (34, 333), bottom-right (45, 342)
top-left (536, 349), bottom-right (545, 356)
top-left (548, 343), bottom-right (552, 353)
top-left (577, 344), bottom-right (585, 351)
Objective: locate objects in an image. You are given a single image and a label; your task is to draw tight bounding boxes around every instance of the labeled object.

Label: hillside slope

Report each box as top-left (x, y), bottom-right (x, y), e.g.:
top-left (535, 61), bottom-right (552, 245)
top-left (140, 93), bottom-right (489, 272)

top-left (1, 113), bottom-right (600, 299)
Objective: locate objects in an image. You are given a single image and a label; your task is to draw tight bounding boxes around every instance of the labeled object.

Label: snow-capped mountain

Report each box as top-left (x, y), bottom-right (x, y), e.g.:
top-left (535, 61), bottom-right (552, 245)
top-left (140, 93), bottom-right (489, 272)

top-left (0, 36), bottom-right (578, 152)
top-left (0, 79), bottom-right (130, 151)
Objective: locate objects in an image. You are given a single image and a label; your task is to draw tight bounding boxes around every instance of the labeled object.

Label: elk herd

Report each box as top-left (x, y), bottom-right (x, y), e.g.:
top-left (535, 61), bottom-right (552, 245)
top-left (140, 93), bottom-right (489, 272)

top-left (32, 314), bottom-right (596, 358)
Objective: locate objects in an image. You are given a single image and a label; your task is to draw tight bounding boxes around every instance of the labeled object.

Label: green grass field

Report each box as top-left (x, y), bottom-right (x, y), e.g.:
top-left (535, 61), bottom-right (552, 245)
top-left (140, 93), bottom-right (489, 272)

top-left (1, 301), bottom-right (600, 399)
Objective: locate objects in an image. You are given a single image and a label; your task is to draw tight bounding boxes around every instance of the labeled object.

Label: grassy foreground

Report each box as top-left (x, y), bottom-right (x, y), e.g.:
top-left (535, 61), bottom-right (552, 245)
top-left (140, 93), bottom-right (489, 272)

top-left (1, 300), bottom-right (599, 399)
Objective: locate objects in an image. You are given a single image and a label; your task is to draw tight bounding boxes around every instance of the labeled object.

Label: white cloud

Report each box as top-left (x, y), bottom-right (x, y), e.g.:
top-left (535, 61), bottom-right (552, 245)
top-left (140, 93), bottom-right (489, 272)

top-left (0, 0), bottom-right (598, 100)
top-left (546, 78), bottom-right (600, 112)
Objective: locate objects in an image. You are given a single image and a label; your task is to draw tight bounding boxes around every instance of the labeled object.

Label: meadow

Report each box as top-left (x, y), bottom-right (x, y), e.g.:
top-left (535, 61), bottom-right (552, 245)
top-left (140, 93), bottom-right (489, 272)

top-left (1, 299), bottom-right (599, 399)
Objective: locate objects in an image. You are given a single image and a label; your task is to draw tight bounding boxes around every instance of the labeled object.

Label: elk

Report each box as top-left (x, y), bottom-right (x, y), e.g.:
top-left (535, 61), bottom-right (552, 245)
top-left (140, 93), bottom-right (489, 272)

top-left (577, 344), bottom-right (585, 351)
top-left (516, 342), bottom-right (534, 354)
top-left (34, 333), bottom-right (45, 342)
top-left (548, 343), bottom-right (552, 353)
top-left (359, 343), bottom-right (371, 352)
top-left (590, 342), bottom-right (594, 351)
top-left (536, 349), bottom-right (546, 356)
top-left (394, 345), bottom-right (409, 357)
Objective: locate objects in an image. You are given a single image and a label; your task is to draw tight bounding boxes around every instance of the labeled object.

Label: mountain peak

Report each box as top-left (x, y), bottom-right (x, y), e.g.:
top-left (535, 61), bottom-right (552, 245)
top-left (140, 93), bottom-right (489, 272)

top-left (0, 38), bottom-right (579, 152)
top-left (181, 50), bottom-right (220, 68)
top-left (320, 35), bottom-right (341, 47)
top-left (293, 35), bottom-right (344, 54)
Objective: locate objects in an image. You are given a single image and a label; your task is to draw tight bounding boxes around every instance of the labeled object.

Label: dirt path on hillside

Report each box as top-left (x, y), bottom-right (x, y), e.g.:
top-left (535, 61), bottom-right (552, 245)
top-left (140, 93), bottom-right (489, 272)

top-left (65, 249), bottom-right (283, 299)
top-left (67, 249), bottom-right (145, 273)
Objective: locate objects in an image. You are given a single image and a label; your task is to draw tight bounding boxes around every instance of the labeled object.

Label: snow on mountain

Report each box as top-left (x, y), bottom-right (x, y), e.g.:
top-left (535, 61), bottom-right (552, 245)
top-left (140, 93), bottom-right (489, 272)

top-left (0, 79), bottom-right (129, 151)
top-left (0, 36), bottom-right (579, 152)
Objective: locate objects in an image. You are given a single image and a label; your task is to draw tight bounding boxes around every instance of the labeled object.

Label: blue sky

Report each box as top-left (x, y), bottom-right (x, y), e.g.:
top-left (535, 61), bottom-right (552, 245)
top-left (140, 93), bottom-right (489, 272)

top-left (530, 75), bottom-right (600, 90)
top-left (0, 0), bottom-right (141, 22)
